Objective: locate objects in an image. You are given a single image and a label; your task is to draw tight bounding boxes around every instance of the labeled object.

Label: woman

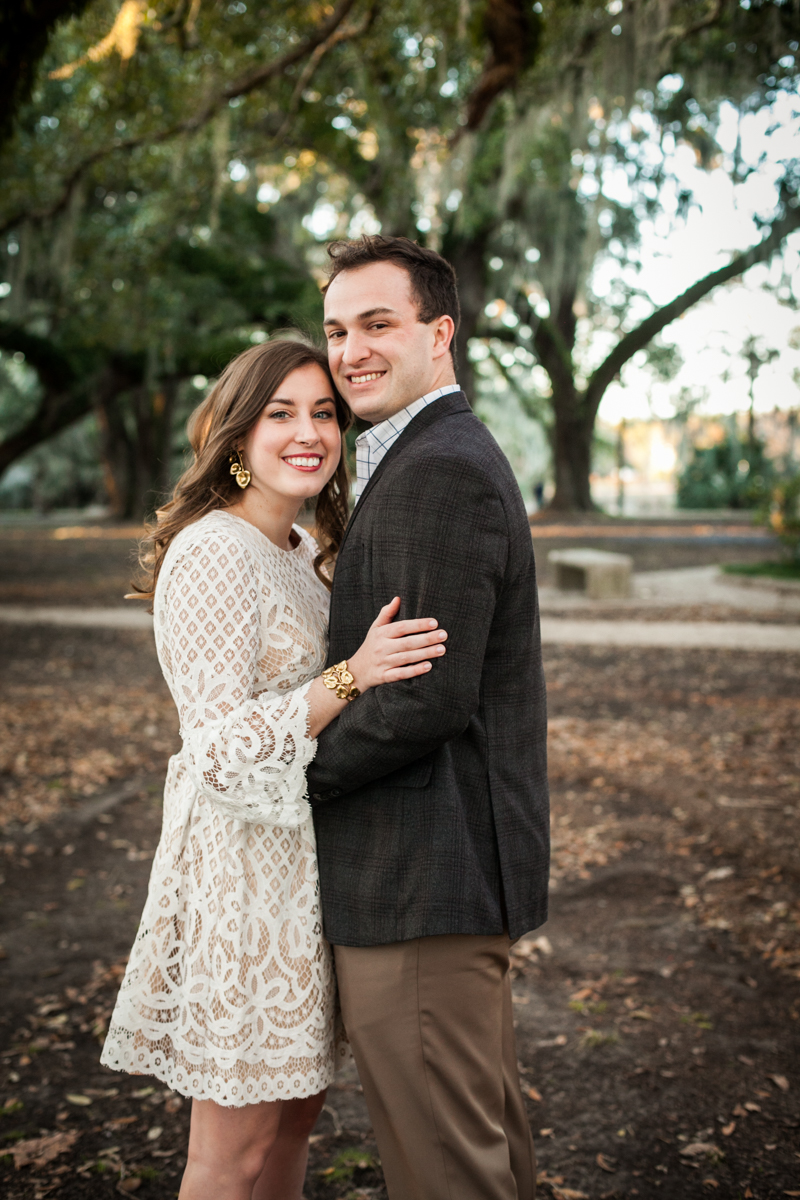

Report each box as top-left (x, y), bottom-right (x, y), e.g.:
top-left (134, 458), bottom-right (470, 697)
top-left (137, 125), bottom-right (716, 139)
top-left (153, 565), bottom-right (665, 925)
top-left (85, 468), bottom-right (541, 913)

top-left (101, 339), bottom-right (447, 1199)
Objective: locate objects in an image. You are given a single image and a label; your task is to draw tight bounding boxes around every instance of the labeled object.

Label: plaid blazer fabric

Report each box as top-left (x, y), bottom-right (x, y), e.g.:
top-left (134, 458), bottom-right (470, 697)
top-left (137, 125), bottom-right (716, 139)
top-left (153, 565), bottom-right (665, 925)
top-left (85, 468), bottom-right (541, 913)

top-left (308, 391), bottom-right (550, 946)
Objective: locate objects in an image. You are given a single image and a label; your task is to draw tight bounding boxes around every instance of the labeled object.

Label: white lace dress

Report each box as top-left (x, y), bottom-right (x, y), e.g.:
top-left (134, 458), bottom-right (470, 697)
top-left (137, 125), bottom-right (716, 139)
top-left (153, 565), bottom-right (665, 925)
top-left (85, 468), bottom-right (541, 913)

top-left (101, 509), bottom-right (343, 1106)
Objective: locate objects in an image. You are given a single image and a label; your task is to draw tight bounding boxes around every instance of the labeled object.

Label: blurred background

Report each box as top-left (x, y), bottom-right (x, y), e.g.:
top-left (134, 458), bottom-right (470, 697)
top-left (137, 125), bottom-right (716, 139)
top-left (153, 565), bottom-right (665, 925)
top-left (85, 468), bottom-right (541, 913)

top-left (1, 0), bottom-right (799, 524)
top-left (1, 4), bottom-right (800, 1200)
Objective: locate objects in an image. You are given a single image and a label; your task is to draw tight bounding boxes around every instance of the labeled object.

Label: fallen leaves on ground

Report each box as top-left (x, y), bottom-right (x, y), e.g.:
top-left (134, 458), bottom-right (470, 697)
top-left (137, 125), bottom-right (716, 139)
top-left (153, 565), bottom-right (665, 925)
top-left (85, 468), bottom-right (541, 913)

top-left (10, 1129), bottom-right (79, 1169)
top-left (0, 626), bottom-right (177, 830)
top-left (0, 682), bottom-right (176, 828)
top-left (680, 1142), bottom-right (721, 1157)
top-left (546, 648), bottom-right (800, 978)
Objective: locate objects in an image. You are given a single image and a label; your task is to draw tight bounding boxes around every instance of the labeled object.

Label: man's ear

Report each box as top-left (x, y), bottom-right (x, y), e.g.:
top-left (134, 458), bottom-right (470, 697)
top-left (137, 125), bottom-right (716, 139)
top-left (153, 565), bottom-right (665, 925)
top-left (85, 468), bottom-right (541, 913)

top-left (431, 315), bottom-right (455, 359)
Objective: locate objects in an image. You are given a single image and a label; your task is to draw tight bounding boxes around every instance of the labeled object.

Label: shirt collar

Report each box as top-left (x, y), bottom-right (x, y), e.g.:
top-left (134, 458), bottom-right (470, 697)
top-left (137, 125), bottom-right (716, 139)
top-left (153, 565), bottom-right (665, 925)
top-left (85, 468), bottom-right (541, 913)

top-left (354, 383), bottom-right (461, 501)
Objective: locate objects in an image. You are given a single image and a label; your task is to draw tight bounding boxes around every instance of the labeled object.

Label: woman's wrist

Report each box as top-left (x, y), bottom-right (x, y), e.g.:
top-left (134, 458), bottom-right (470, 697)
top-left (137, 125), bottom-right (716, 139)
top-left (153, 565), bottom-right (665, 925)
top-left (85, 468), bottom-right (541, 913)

top-left (321, 659), bottom-right (362, 702)
top-left (344, 650), bottom-right (369, 695)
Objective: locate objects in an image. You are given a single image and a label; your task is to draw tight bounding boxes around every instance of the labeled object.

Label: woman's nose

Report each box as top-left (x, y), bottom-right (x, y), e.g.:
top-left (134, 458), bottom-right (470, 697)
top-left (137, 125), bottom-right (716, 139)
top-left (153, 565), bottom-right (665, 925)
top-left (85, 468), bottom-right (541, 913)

top-left (295, 417), bottom-right (320, 445)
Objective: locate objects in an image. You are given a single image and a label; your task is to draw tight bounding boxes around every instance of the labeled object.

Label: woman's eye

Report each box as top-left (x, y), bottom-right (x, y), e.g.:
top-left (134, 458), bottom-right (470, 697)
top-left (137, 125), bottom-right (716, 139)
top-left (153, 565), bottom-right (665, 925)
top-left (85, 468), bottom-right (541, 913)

top-left (314, 410), bottom-right (334, 419)
top-left (269, 410), bottom-right (290, 419)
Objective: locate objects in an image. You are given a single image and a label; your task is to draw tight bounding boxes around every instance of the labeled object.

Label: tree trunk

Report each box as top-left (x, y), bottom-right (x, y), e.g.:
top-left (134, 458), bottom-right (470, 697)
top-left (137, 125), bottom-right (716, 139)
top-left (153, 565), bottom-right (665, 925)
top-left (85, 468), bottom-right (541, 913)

top-left (132, 381), bottom-right (178, 515)
top-left (445, 229), bottom-right (491, 404)
top-left (0, 0), bottom-right (94, 149)
top-left (95, 393), bottom-right (137, 518)
top-left (550, 392), bottom-right (596, 511)
top-left (96, 379), bottom-right (178, 519)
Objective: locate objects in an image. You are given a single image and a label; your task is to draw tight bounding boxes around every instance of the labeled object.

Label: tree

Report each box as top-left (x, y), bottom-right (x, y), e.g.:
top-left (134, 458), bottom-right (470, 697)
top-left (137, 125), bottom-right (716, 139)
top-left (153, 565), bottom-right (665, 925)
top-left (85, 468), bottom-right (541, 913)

top-left (436, 1), bottom-right (800, 508)
top-left (0, 0), bottom-right (373, 514)
top-left (276, 0), bottom-right (800, 508)
top-left (1, 0), bottom-right (799, 513)
top-left (0, 0), bottom-right (95, 148)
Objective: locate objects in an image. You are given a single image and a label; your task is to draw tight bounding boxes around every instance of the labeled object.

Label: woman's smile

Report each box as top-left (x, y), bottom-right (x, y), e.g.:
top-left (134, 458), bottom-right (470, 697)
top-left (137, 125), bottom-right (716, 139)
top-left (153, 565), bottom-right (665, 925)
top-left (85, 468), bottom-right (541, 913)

top-left (283, 453), bottom-right (324, 472)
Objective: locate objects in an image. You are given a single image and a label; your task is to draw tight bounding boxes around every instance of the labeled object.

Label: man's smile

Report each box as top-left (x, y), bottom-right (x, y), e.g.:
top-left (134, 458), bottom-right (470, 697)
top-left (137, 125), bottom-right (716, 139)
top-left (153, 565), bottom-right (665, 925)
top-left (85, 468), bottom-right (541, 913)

top-left (347, 370), bottom-right (387, 385)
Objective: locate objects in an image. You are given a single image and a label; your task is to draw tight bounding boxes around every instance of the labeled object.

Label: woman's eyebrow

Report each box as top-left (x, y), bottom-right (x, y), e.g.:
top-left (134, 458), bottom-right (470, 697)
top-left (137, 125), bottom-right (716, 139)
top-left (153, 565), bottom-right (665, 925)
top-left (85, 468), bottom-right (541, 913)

top-left (265, 396), bottom-right (335, 405)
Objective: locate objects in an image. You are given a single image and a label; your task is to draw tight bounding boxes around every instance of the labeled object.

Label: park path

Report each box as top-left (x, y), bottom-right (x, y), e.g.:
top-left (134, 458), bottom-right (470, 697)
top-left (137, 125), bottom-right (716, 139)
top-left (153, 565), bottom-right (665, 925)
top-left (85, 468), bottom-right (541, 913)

top-left (1, 602), bottom-right (799, 650)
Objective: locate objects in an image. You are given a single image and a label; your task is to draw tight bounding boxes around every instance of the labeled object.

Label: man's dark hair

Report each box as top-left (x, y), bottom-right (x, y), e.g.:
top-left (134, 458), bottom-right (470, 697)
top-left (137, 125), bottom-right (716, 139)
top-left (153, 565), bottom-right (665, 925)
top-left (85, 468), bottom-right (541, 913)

top-left (325, 235), bottom-right (461, 355)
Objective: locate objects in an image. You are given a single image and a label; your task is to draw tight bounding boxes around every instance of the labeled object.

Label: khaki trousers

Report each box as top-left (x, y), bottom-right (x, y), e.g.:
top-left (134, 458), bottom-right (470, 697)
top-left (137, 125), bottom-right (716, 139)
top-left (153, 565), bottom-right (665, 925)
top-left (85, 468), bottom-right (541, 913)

top-left (334, 933), bottom-right (536, 1200)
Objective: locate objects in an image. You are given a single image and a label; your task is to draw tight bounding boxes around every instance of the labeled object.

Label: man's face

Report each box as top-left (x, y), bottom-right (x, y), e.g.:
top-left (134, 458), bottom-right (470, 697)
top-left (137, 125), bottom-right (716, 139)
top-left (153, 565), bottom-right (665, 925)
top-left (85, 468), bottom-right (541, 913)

top-left (323, 261), bottom-right (455, 423)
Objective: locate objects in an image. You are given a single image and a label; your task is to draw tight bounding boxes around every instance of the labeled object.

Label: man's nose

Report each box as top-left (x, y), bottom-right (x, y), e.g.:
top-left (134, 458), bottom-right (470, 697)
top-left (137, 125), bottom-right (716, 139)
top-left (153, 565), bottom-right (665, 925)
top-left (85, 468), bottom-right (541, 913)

top-left (340, 330), bottom-right (371, 365)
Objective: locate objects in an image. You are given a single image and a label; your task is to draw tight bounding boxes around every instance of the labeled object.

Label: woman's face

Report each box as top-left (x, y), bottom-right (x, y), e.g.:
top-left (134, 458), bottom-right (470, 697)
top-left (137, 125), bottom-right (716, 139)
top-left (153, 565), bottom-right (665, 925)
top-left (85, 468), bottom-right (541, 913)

top-left (240, 363), bottom-right (342, 505)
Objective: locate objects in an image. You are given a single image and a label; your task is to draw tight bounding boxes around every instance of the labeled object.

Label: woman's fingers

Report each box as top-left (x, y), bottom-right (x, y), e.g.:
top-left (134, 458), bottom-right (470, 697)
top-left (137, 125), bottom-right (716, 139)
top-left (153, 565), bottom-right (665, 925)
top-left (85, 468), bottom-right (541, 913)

top-left (384, 659), bottom-right (440, 681)
top-left (386, 617), bottom-right (439, 638)
top-left (371, 596), bottom-right (402, 628)
top-left (386, 630), bottom-right (447, 654)
top-left (386, 640), bottom-right (447, 662)
top-left (387, 644), bottom-right (446, 667)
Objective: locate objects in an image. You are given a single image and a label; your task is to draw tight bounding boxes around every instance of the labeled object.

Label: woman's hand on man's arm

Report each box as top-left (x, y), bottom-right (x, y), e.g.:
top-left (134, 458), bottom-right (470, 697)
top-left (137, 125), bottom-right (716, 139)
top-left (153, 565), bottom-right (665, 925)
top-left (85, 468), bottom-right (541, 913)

top-left (305, 597), bottom-right (447, 739)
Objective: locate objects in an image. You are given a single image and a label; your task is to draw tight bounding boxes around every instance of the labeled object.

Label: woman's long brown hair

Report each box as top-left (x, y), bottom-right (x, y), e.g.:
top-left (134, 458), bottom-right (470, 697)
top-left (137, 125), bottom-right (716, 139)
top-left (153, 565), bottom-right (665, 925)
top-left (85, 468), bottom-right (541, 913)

top-left (132, 339), bottom-right (352, 602)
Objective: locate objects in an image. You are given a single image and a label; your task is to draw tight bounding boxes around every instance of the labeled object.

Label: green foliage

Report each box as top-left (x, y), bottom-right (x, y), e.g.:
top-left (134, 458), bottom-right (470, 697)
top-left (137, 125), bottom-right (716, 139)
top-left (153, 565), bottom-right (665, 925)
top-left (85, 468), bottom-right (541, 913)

top-left (0, 351), bottom-right (43, 444)
top-left (0, 413), bottom-right (104, 510)
top-left (680, 1012), bottom-right (713, 1030)
top-left (756, 473), bottom-right (800, 563)
top-left (132, 1166), bottom-right (160, 1180)
top-left (722, 560), bottom-right (800, 580)
top-left (676, 435), bottom-right (775, 511)
top-left (579, 1029), bottom-right (619, 1049)
top-left (318, 1145), bottom-right (378, 1182)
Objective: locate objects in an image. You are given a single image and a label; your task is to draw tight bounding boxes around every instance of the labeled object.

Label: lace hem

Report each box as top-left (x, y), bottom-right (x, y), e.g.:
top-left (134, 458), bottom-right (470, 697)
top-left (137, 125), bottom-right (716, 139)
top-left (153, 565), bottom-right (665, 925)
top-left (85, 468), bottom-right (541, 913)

top-left (101, 1027), bottom-right (343, 1106)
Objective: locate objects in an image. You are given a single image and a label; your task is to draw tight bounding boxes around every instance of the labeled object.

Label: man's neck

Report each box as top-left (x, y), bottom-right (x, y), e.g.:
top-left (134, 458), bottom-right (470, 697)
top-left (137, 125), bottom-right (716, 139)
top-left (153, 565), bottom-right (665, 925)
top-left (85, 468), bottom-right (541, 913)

top-left (370, 371), bottom-right (458, 426)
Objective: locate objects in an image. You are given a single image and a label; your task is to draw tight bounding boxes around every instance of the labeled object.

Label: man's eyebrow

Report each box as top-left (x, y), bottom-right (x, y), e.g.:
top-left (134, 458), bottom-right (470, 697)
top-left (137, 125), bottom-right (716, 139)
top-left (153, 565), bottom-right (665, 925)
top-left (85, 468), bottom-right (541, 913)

top-left (323, 306), bottom-right (400, 327)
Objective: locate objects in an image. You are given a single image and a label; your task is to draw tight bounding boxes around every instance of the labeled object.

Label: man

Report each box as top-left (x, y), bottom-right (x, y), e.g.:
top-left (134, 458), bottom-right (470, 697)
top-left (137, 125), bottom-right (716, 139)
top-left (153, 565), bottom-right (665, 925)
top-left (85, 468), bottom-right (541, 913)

top-left (308, 235), bottom-right (549, 1200)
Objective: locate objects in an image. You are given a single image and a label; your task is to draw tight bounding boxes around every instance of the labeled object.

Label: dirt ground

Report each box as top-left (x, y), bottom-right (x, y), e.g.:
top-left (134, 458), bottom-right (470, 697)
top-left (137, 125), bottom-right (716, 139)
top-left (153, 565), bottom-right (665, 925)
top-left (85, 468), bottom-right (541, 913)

top-left (1, 528), bottom-right (799, 1200)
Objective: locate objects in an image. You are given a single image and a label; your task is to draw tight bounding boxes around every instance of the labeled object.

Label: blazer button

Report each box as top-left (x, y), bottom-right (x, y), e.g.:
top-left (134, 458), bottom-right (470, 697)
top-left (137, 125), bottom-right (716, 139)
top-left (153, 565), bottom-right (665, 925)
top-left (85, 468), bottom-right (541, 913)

top-left (330, 789), bottom-right (342, 797)
top-left (312, 793), bottom-right (324, 800)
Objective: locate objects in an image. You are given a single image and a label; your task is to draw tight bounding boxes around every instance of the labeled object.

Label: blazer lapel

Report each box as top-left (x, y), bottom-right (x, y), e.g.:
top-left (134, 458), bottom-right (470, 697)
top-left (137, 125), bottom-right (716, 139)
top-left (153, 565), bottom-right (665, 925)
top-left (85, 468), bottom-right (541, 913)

top-left (337, 391), bottom-right (471, 557)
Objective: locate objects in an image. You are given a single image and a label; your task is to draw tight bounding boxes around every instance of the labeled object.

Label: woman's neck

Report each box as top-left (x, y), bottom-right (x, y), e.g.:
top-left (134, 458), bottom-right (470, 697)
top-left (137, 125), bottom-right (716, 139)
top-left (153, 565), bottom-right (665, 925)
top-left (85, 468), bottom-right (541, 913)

top-left (226, 489), bottom-right (302, 551)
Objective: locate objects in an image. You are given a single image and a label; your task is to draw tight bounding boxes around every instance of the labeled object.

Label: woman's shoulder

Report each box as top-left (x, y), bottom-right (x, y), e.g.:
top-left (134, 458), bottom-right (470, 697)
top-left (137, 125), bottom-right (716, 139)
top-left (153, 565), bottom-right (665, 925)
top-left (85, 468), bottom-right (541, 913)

top-left (293, 523), bottom-right (319, 555)
top-left (161, 510), bottom-right (259, 579)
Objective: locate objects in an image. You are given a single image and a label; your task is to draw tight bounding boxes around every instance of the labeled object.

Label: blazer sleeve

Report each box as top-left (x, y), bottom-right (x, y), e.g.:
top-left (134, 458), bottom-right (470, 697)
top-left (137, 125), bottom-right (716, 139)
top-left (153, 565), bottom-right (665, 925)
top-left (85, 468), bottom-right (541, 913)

top-left (307, 453), bottom-right (510, 801)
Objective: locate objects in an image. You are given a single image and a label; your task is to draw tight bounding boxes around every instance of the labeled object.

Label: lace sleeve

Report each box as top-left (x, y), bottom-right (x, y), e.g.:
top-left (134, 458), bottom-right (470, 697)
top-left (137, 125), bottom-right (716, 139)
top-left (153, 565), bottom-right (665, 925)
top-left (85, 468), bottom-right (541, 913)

top-left (163, 529), bottom-right (317, 827)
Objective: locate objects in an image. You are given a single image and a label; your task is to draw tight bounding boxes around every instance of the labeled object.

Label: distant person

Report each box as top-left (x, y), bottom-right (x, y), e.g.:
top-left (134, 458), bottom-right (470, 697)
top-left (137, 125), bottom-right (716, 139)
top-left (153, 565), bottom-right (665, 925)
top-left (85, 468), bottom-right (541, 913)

top-left (309, 235), bottom-right (550, 1199)
top-left (101, 338), bottom-right (447, 1199)
top-left (534, 480), bottom-right (545, 509)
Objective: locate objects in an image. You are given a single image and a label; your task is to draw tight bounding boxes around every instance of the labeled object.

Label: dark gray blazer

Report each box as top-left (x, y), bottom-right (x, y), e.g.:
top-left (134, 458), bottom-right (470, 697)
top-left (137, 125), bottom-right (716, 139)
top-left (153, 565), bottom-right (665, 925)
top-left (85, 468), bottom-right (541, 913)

top-left (308, 391), bottom-right (549, 946)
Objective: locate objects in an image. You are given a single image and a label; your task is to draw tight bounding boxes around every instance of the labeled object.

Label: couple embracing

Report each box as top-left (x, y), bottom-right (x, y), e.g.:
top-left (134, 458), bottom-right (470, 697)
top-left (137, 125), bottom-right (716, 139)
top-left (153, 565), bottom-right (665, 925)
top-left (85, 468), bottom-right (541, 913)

top-left (101, 235), bottom-right (550, 1200)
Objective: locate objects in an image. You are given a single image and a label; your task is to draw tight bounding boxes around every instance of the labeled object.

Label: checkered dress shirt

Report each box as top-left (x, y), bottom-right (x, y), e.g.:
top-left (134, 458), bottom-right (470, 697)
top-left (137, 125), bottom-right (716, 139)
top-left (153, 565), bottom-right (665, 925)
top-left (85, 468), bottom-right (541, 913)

top-left (353, 383), bottom-right (462, 503)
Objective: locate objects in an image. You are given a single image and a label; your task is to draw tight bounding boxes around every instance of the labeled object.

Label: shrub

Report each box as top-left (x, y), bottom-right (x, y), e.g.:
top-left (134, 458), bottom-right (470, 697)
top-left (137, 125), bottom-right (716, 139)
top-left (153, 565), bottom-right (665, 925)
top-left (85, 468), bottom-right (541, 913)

top-left (677, 436), bottom-right (774, 510)
top-left (757, 473), bottom-right (800, 563)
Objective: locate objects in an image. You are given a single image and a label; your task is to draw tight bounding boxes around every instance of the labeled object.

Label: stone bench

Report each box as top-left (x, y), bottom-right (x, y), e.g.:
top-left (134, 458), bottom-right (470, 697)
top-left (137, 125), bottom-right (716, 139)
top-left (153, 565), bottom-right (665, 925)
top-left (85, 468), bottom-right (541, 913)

top-left (548, 548), bottom-right (633, 600)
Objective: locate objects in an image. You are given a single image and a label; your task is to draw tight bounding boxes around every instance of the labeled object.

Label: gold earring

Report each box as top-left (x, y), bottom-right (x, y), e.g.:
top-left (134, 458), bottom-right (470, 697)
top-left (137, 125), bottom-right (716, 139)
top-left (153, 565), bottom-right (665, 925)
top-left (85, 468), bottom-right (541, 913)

top-left (229, 451), bottom-right (251, 489)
